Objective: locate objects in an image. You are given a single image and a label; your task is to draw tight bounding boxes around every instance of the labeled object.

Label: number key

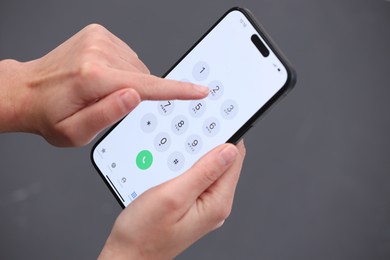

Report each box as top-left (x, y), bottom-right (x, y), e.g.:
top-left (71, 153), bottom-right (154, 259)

top-left (208, 80), bottom-right (224, 100)
top-left (188, 100), bottom-right (206, 118)
top-left (171, 115), bottom-right (189, 135)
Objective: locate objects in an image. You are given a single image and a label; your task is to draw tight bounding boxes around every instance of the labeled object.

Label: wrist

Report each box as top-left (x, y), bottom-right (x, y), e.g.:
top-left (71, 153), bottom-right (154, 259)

top-left (99, 236), bottom-right (142, 260)
top-left (0, 59), bottom-right (32, 133)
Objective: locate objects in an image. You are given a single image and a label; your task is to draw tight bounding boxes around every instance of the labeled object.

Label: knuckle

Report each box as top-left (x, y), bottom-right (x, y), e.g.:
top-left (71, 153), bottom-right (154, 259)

top-left (210, 202), bottom-right (232, 224)
top-left (77, 62), bottom-right (101, 83)
top-left (200, 188), bottom-right (234, 227)
top-left (213, 220), bottom-right (226, 230)
top-left (84, 44), bottom-right (105, 56)
top-left (138, 74), bottom-right (156, 100)
top-left (55, 124), bottom-right (84, 147)
top-left (80, 25), bottom-right (111, 52)
top-left (196, 163), bottom-right (222, 186)
top-left (99, 103), bottom-right (117, 126)
top-left (201, 168), bottom-right (220, 186)
top-left (84, 23), bottom-right (107, 34)
top-left (80, 40), bottom-right (108, 58)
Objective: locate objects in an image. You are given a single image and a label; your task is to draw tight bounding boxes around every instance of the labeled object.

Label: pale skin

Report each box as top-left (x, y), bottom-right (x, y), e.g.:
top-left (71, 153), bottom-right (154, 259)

top-left (0, 24), bottom-right (246, 259)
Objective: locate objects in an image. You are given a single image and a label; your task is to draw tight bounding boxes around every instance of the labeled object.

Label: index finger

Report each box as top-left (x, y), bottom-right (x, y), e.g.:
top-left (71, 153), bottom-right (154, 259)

top-left (79, 65), bottom-right (209, 102)
top-left (128, 73), bottom-right (209, 100)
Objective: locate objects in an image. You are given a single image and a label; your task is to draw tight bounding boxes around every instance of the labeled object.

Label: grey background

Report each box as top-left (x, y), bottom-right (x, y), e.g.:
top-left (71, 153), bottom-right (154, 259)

top-left (1, 0), bottom-right (389, 259)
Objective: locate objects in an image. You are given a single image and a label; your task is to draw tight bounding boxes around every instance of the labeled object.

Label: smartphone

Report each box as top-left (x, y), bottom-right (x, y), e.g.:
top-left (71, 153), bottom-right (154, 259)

top-left (91, 7), bottom-right (296, 208)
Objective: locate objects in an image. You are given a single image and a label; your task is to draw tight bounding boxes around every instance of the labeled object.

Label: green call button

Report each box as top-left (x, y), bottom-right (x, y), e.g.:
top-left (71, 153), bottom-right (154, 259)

top-left (136, 150), bottom-right (153, 170)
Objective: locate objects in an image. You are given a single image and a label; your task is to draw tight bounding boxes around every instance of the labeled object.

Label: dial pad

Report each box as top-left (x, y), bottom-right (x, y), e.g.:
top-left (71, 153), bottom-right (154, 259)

top-left (140, 61), bottom-right (239, 172)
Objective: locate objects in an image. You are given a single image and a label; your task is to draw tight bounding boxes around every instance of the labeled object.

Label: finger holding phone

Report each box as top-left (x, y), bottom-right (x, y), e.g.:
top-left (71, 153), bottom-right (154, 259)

top-left (99, 141), bottom-right (246, 259)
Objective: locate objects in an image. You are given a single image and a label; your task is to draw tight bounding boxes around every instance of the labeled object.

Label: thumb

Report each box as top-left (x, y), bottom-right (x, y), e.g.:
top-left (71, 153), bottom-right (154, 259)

top-left (57, 88), bottom-right (140, 146)
top-left (165, 143), bottom-right (239, 217)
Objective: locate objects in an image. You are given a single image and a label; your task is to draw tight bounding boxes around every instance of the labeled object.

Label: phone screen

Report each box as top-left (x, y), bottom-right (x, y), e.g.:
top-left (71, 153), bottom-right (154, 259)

top-left (91, 8), bottom-right (295, 207)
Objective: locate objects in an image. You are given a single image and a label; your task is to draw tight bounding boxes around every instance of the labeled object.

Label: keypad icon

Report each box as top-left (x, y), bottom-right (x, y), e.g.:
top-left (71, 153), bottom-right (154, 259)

top-left (158, 100), bottom-right (175, 116)
top-left (171, 115), bottom-right (189, 135)
top-left (185, 134), bottom-right (202, 154)
top-left (168, 151), bottom-right (185, 171)
top-left (208, 80), bottom-right (224, 100)
top-left (189, 100), bottom-right (207, 118)
top-left (192, 61), bottom-right (210, 81)
top-left (131, 191), bottom-right (138, 199)
top-left (136, 150), bottom-right (153, 170)
top-left (154, 132), bottom-right (171, 152)
top-left (141, 113), bottom-right (157, 133)
top-left (202, 117), bottom-right (220, 137)
top-left (221, 99), bottom-right (238, 120)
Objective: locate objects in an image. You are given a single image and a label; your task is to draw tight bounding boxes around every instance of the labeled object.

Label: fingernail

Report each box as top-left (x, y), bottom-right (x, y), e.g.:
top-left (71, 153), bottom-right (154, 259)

top-left (219, 145), bottom-right (238, 166)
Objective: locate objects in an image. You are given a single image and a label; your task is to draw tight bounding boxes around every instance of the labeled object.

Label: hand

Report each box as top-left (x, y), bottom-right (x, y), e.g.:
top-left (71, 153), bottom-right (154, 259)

top-left (99, 141), bottom-right (246, 260)
top-left (0, 24), bottom-right (208, 146)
